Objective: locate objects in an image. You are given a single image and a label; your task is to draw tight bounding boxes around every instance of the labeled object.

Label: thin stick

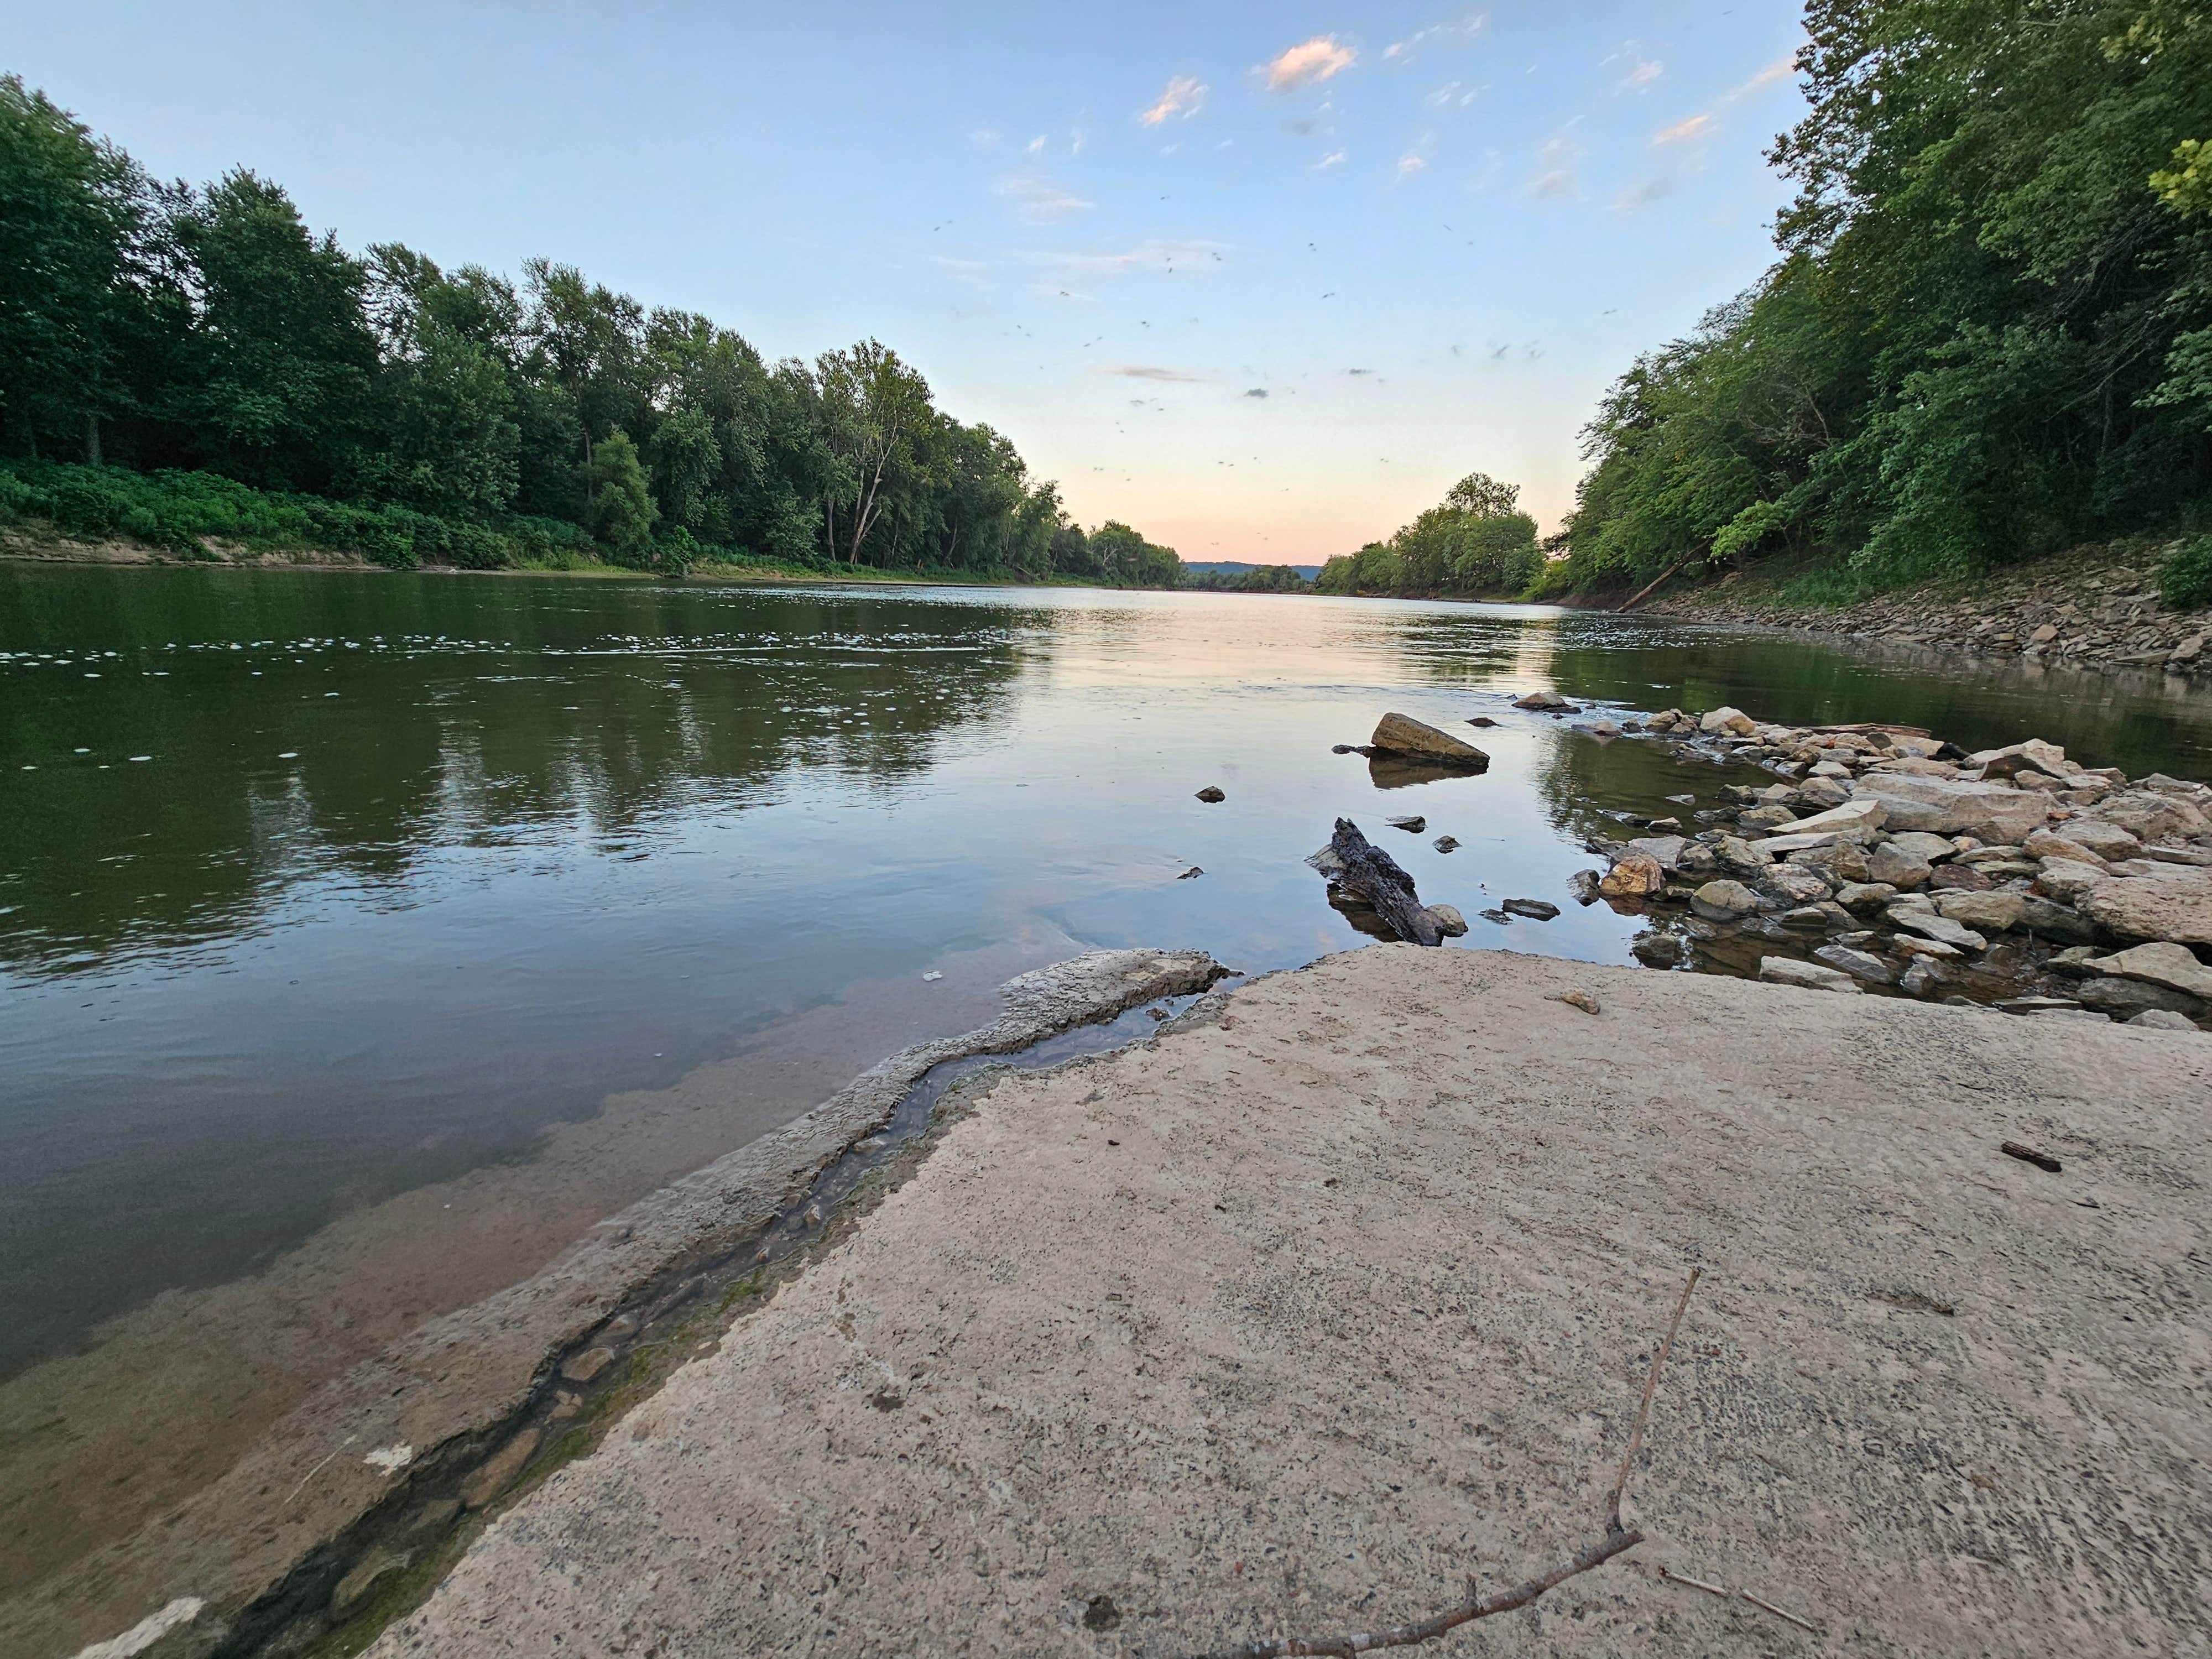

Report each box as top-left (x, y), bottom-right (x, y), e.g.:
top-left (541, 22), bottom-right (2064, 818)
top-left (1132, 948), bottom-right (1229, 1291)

top-left (1196, 1268), bottom-right (1703, 1658)
top-left (1609, 1266), bottom-right (1702, 1532)
top-left (1196, 1528), bottom-right (1643, 1659)
top-left (1740, 1589), bottom-right (1817, 1632)
top-left (1658, 1565), bottom-right (1729, 1599)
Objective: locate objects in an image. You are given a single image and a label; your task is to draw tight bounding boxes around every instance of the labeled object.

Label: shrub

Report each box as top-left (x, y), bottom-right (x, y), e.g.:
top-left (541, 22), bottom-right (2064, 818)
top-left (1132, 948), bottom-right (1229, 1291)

top-left (2159, 535), bottom-right (2212, 611)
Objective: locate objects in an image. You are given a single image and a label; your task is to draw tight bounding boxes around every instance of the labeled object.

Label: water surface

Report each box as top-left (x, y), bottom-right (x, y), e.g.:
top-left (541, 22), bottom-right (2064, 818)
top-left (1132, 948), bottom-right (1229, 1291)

top-left (5, 565), bottom-right (2210, 1385)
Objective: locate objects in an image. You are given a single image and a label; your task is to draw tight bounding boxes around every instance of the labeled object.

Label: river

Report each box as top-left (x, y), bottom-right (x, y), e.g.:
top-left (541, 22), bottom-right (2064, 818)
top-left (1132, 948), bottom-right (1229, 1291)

top-left (3, 560), bottom-right (2209, 1595)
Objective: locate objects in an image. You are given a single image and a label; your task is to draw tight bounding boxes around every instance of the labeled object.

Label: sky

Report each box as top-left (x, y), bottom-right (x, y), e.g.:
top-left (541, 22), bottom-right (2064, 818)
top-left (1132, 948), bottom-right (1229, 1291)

top-left (11, 1), bottom-right (1810, 563)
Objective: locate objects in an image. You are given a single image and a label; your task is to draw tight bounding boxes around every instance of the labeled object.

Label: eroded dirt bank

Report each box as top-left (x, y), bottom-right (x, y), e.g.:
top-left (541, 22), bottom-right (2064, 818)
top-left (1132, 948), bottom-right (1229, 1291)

top-left (370, 945), bottom-right (2208, 1658)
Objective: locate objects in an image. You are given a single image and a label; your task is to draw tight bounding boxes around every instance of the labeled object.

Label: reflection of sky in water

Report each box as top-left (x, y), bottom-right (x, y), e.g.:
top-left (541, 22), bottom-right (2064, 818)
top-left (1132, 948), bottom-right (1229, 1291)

top-left (2, 565), bottom-right (2209, 1375)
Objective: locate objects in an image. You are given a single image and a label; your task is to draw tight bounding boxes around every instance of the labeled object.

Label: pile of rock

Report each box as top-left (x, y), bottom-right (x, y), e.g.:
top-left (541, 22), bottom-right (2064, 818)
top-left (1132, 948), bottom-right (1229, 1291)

top-left (1587, 706), bottom-right (2212, 1026)
top-left (1650, 542), bottom-right (2209, 680)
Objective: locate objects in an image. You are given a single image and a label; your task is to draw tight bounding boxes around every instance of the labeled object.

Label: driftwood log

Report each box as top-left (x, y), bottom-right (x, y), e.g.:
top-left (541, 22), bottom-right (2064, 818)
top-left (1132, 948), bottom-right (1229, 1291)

top-left (1327, 818), bottom-right (1442, 947)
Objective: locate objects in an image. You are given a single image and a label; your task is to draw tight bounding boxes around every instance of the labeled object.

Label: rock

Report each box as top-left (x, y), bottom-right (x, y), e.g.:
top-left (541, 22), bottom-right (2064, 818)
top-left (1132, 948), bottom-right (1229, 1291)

top-left (1759, 956), bottom-right (1863, 993)
top-left (1890, 910), bottom-right (1987, 951)
top-left (1368, 712), bottom-right (1491, 768)
top-left (2029, 623), bottom-right (2059, 645)
top-left (1736, 805), bottom-right (1798, 830)
top-left (1928, 862), bottom-right (1992, 892)
top-left (1478, 907), bottom-right (1511, 924)
top-left (1865, 843), bottom-right (1933, 889)
top-left (1425, 904), bottom-right (1469, 937)
top-left (1552, 989), bottom-right (1601, 1015)
top-left (1631, 933), bottom-right (1684, 967)
top-left (2075, 977), bottom-right (2206, 1018)
top-left (2055, 818), bottom-right (2144, 860)
top-left (1934, 891), bottom-right (2027, 933)
top-left (1511, 691), bottom-right (1576, 711)
top-left (1851, 776), bottom-right (2052, 843)
top-left (1892, 934), bottom-right (1963, 959)
top-left (2090, 941), bottom-right (2212, 1000)
top-left (1600, 854), bottom-right (1666, 898)
top-left (2024, 830), bottom-right (2111, 868)
top-left (1467, 716), bottom-right (1499, 728)
top-left (1575, 719), bottom-right (1623, 738)
top-left (1755, 863), bottom-right (1833, 906)
top-left (1835, 881), bottom-right (1897, 912)
top-left (460, 1427), bottom-right (542, 1510)
top-left (333, 1548), bottom-right (413, 1615)
top-left (1789, 842), bottom-right (1871, 885)
top-left (1814, 944), bottom-right (1893, 984)
top-left (1997, 996), bottom-right (2085, 1015)
top-left (1699, 706), bottom-right (1756, 736)
top-left (1644, 815), bottom-right (1682, 832)
top-left (1501, 898), bottom-right (1561, 921)
top-left (1330, 743), bottom-right (1357, 755)
top-left (1777, 798), bottom-right (1888, 838)
top-left (2128, 1009), bottom-right (2201, 1031)
top-left (1384, 815), bottom-right (1426, 833)
top-left (2075, 868), bottom-right (2212, 943)
top-left (2088, 790), bottom-right (2211, 846)
top-left (1194, 785), bottom-right (1225, 802)
top-left (1898, 958), bottom-right (1943, 997)
top-left (561, 1346), bottom-right (617, 1383)
top-left (1434, 835), bottom-right (1460, 852)
top-left (1754, 832), bottom-right (1841, 855)
top-left (1624, 834), bottom-right (1688, 869)
top-left (2033, 857), bottom-right (2108, 904)
top-left (1568, 869), bottom-right (1603, 904)
top-left (1780, 905), bottom-right (1830, 931)
top-left (1666, 794), bottom-right (1696, 806)
top-left (1177, 866), bottom-right (1203, 880)
top-left (1691, 879), bottom-right (1761, 921)
top-left (2016, 896), bottom-right (2098, 944)
top-left (1888, 830), bottom-right (1959, 863)
top-left (1974, 738), bottom-right (2070, 779)
top-left (1713, 835), bottom-right (1775, 874)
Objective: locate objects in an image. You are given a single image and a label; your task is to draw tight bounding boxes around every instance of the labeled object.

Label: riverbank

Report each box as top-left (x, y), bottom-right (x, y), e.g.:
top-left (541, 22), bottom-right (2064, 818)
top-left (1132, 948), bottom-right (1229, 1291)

top-left (359, 945), bottom-right (2209, 1658)
top-left (0, 525), bottom-right (1155, 592)
top-left (1644, 540), bottom-right (2212, 684)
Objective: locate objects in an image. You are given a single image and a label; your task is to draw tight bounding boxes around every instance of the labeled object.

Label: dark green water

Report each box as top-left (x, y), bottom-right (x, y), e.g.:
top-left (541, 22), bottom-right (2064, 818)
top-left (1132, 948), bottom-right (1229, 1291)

top-left (3, 562), bottom-right (2209, 1379)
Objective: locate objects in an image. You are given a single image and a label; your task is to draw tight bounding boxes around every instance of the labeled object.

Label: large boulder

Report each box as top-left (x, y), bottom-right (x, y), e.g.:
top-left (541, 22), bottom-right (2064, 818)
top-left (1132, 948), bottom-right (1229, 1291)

top-left (2016, 896), bottom-right (2098, 945)
top-left (1851, 775), bottom-right (2052, 843)
top-left (1624, 834), bottom-right (1688, 870)
top-left (1865, 842), bottom-right (1933, 890)
top-left (2055, 818), bottom-right (2145, 861)
top-left (2086, 790), bottom-right (2211, 847)
top-left (1600, 854), bottom-right (1666, 898)
top-left (1755, 863), bottom-right (1834, 906)
top-left (1690, 879), bottom-right (1761, 920)
top-left (2025, 829), bottom-right (2111, 869)
top-left (2034, 858), bottom-right (2108, 905)
top-left (1368, 713), bottom-right (1490, 769)
top-left (1934, 890), bottom-right (2028, 933)
top-left (1973, 739), bottom-right (2071, 780)
top-left (2074, 868), bottom-right (2212, 944)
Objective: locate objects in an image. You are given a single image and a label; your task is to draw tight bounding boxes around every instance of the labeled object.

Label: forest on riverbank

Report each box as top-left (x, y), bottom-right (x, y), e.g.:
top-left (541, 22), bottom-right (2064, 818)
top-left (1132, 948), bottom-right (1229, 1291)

top-left (1550, 0), bottom-right (2212, 612)
top-left (0, 76), bottom-right (1182, 586)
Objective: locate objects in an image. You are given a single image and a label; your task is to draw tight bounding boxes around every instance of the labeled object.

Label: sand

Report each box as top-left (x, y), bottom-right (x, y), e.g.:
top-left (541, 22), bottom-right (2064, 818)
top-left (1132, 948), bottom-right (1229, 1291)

top-left (367, 945), bottom-right (2212, 1658)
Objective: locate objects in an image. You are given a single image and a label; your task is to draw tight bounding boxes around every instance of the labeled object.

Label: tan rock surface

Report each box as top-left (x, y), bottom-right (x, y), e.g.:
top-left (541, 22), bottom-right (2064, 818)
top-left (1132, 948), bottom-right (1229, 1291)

top-left (1368, 712), bottom-right (1490, 766)
top-left (372, 947), bottom-right (2211, 1659)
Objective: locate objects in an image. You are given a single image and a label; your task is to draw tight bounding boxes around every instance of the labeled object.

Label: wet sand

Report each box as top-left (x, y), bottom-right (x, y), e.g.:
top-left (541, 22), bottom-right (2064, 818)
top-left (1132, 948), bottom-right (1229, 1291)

top-left (368, 946), bottom-right (2210, 1658)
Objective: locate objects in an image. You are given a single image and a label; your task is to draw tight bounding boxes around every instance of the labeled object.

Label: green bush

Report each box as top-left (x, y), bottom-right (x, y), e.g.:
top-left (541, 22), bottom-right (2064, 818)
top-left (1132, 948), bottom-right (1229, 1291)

top-left (2159, 535), bottom-right (2212, 611)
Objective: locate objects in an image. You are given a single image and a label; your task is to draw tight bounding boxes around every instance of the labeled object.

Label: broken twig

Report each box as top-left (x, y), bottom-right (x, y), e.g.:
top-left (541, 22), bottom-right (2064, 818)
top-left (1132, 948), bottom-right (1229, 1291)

top-left (1657, 1565), bottom-right (1728, 1599)
top-left (1740, 1589), bottom-right (1818, 1632)
top-left (1658, 1564), bottom-right (1819, 1634)
top-left (2001, 1140), bottom-right (2062, 1173)
top-left (1196, 1268), bottom-right (1702, 1658)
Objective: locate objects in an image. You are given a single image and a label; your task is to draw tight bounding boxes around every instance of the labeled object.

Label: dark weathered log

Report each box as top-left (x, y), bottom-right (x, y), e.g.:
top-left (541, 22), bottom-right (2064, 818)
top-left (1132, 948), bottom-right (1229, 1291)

top-left (2001, 1140), bottom-right (2062, 1173)
top-left (1328, 818), bottom-right (1441, 947)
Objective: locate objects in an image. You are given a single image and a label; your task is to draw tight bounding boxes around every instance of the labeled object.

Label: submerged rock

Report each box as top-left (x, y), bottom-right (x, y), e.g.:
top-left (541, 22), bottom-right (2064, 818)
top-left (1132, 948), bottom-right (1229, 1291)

top-left (1194, 786), bottom-right (1225, 803)
top-left (1384, 815), bottom-right (1426, 833)
top-left (1512, 691), bottom-right (1576, 712)
top-left (1434, 834), bottom-right (1460, 853)
top-left (1501, 898), bottom-right (1561, 921)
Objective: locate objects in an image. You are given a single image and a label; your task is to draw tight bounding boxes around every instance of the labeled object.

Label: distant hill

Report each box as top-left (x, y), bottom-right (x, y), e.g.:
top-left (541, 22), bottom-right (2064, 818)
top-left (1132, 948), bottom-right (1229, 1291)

top-left (1180, 560), bottom-right (1323, 580)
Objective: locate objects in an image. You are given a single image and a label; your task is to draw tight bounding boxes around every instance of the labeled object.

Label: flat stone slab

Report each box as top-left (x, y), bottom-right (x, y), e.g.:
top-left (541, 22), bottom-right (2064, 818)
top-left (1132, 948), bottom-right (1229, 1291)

top-left (1369, 712), bottom-right (1490, 767)
top-left (368, 947), bottom-right (2212, 1659)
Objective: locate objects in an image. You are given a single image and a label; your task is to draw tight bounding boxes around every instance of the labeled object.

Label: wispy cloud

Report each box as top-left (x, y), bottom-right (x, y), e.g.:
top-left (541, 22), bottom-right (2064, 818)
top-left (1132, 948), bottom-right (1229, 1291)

top-left (1652, 113), bottom-right (1714, 145)
top-left (1729, 54), bottom-right (1798, 100)
top-left (1316, 148), bottom-right (1347, 170)
top-left (1524, 137), bottom-right (1583, 200)
top-left (1603, 42), bottom-right (1662, 91)
top-left (1397, 152), bottom-right (1428, 180)
top-left (1623, 59), bottom-right (1663, 88)
top-left (1031, 239), bottom-right (1221, 275)
top-left (1026, 133), bottom-right (1046, 154)
top-left (1384, 15), bottom-right (1485, 63)
top-left (1104, 364), bottom-right (1204, 382)
top-left (1614, 177), bottom-right (1677, 211)
top-left (993, 174), bottom-right (1094, 223)
top-left (1426, 80), bottom-right (1479, 109)
top-left (1140, 75), bottom-right (1208, 126)
top-left (1264, 36), bottom-right (1357, 91)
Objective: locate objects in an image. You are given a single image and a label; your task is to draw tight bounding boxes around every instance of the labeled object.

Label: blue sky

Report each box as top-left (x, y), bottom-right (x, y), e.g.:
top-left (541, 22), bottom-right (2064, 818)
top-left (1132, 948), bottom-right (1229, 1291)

top-left (13, 2), bottom-right (1809, 561)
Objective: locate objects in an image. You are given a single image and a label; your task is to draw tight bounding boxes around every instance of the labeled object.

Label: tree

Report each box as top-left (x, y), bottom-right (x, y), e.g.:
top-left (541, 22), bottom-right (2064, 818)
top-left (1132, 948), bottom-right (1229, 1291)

top-left (0, 76), bottom-right (145, 459)
top-left (815, 338), bottom-right (931, 564)
top-left (583, 429), bottom-right (656, 561)
top-left (1444, 472), bottom-right (1520, 518)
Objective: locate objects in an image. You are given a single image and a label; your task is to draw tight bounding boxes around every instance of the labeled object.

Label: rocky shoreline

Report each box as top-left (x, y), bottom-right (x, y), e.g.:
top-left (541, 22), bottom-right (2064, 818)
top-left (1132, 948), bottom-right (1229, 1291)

top-left (1646, 540), bottom-right (2211, 681)
top-left (1574, 702), bottom-right (2212, 1026)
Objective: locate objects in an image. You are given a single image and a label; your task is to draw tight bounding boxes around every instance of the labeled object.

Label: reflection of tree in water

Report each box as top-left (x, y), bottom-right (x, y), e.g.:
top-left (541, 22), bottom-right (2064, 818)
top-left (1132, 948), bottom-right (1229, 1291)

top-left (0, 572), bottom-right (1035, 976)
